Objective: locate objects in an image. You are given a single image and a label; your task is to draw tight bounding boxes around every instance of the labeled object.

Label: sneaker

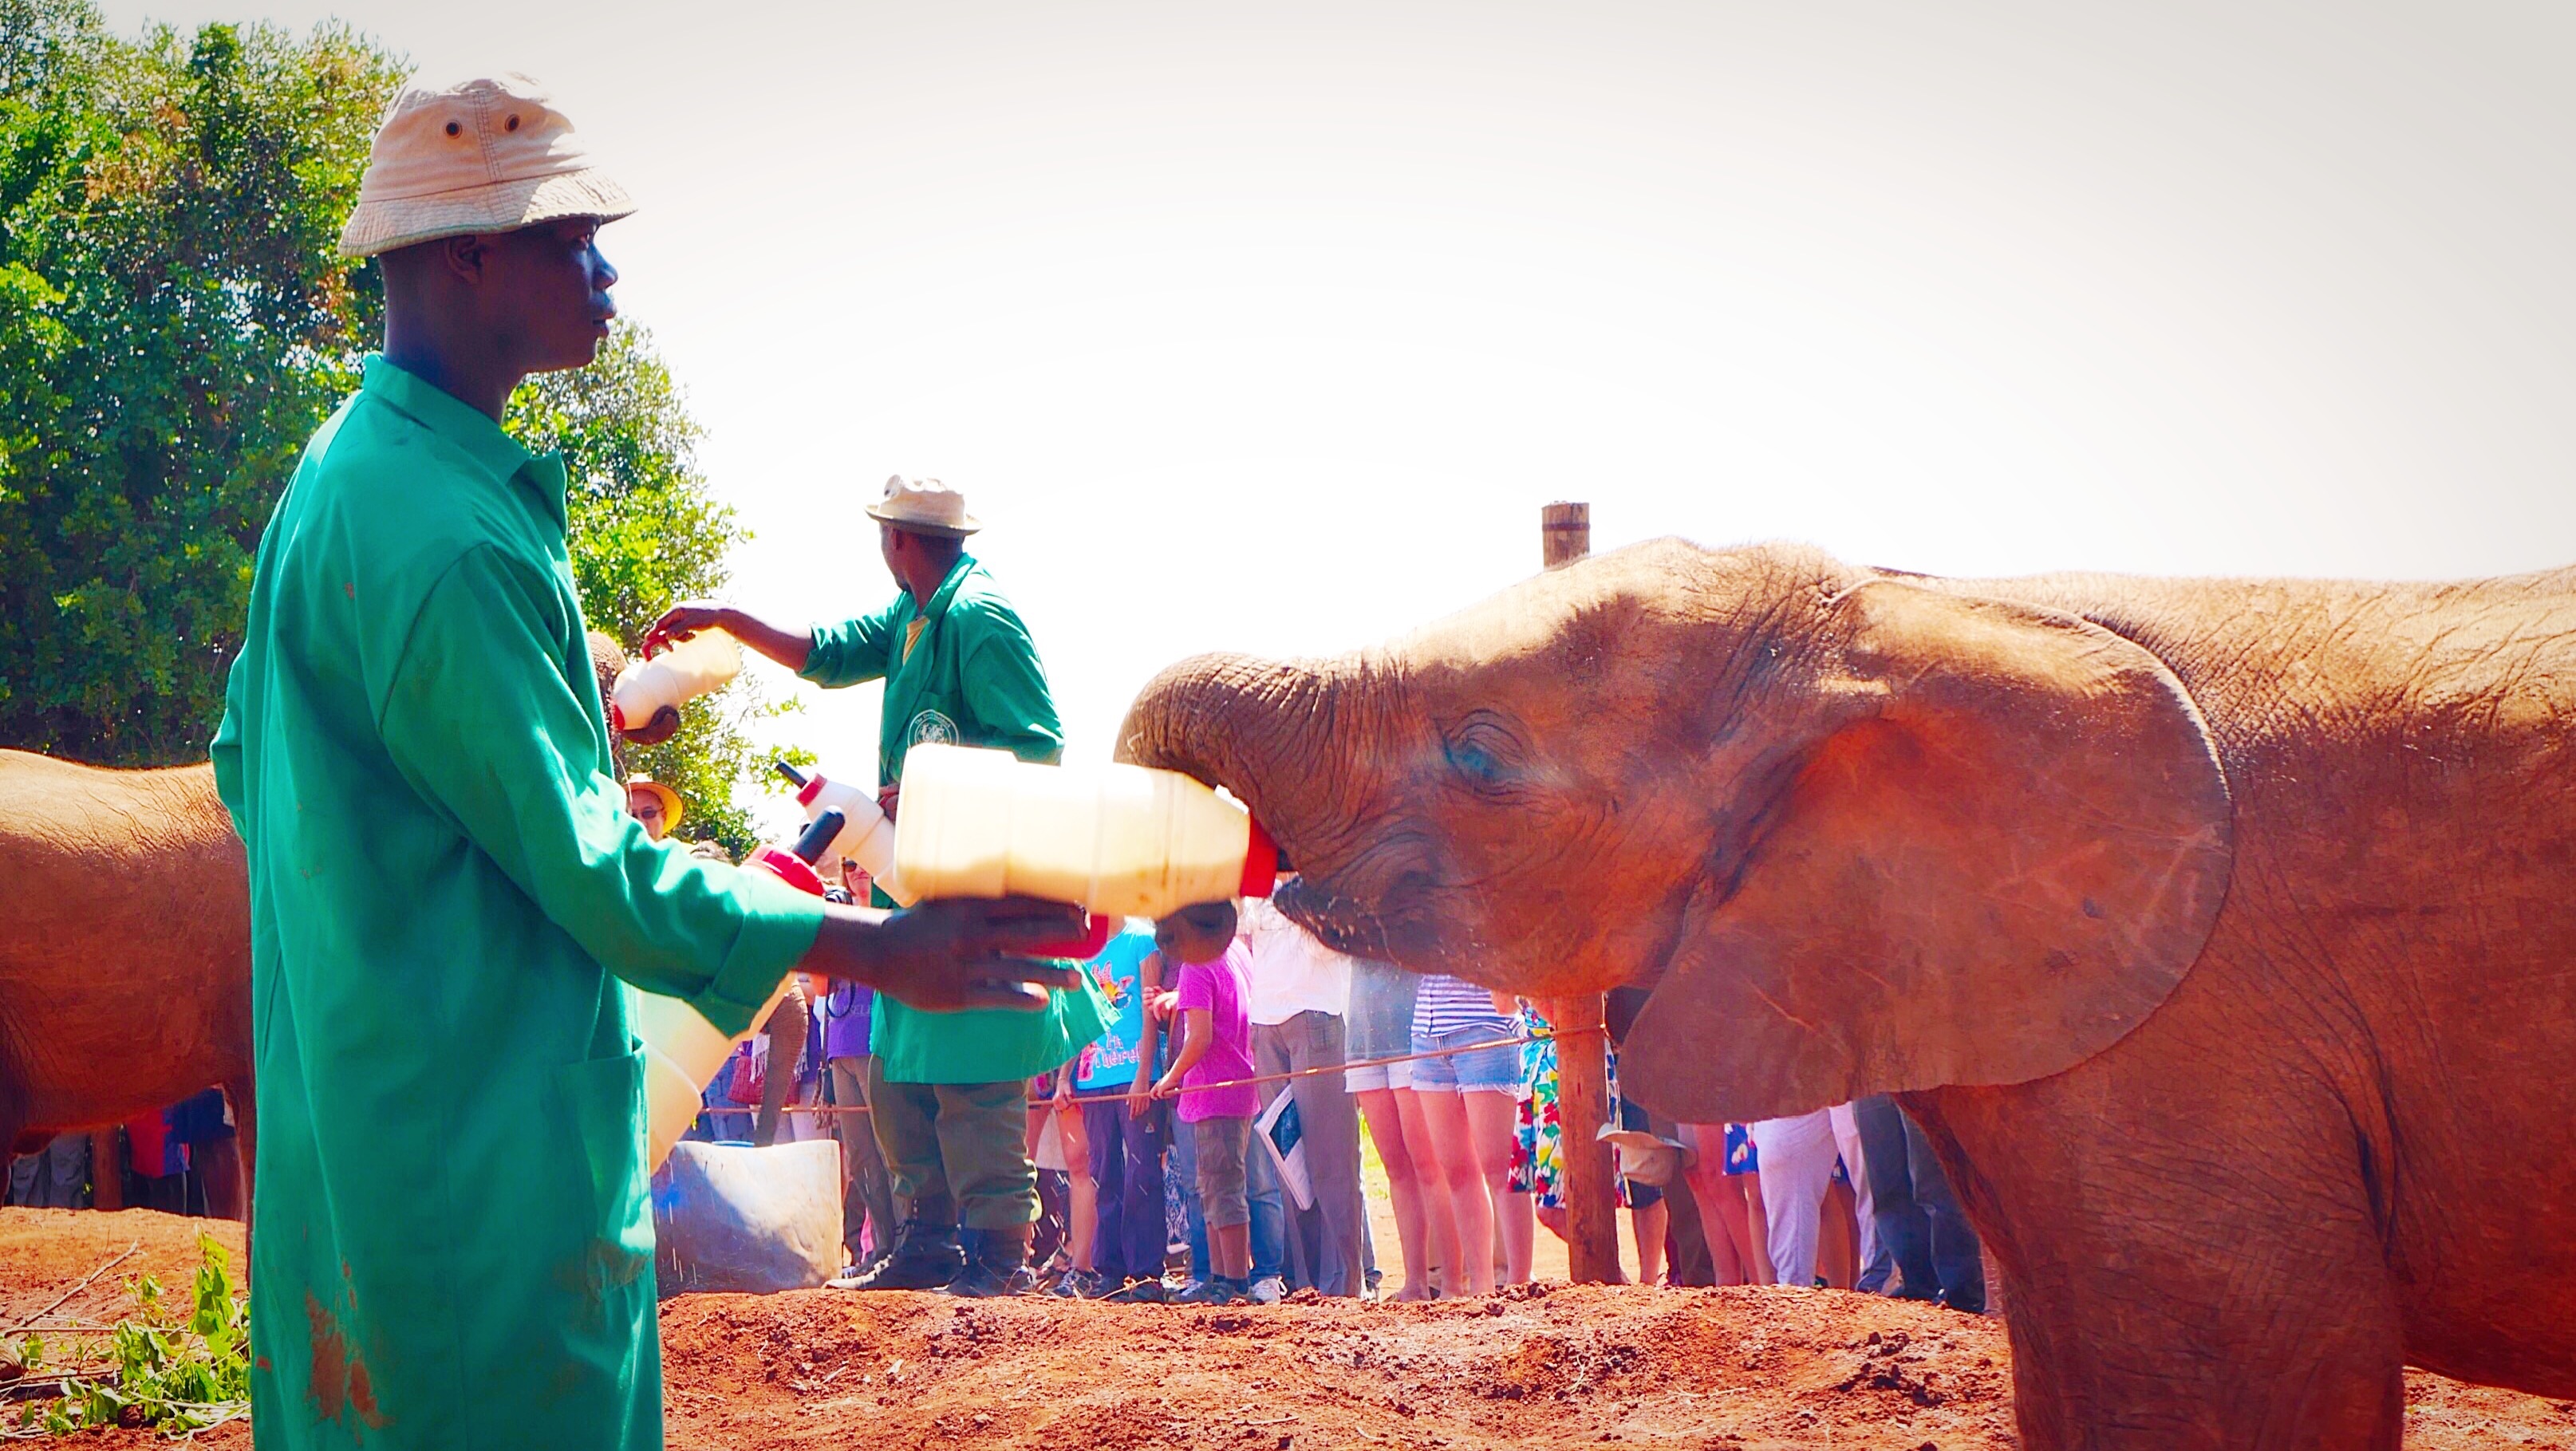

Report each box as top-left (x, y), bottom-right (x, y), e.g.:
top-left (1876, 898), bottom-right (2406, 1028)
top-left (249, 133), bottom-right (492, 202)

top-left (1247, 1276), bottom-right (1286, 1305)
top-left (1102, 1276), bottom-right (1166, 1303)
top-left (1051, 1268), bottom-right (1110, 1299)
top-left (1177, 1276), bottom-right (1249, 1305)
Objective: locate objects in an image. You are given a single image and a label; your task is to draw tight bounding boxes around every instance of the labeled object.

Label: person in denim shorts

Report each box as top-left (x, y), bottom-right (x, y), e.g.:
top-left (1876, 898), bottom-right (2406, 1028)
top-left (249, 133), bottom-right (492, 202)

top-left (1406, 974), bottom-right (1529, 1295)
top-left (1343, 959), bottom-right (1435, 1298)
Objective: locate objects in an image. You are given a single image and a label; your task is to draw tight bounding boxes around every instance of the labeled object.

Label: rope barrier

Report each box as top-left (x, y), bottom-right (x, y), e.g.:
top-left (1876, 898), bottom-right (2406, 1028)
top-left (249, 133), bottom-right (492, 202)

top-left (708, 1024), bottom-right (1607, 1119)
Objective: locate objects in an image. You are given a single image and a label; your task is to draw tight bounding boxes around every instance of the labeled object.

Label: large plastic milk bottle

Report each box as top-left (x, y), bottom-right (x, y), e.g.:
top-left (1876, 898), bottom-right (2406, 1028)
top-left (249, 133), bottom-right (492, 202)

top-left (635, 810), bottom-right (838, 1171)
top-left (609, 629), bottom-right (743, 735)
top-left (774, 760), bottom-right (908, 903)
top-left (889, 744), bottom-right (1278, 920)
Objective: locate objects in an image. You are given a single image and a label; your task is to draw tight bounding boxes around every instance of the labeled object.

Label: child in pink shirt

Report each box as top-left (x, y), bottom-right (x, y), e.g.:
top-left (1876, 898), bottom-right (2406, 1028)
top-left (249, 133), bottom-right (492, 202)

top-left (1152, 902), bottom-right (1260, 1305)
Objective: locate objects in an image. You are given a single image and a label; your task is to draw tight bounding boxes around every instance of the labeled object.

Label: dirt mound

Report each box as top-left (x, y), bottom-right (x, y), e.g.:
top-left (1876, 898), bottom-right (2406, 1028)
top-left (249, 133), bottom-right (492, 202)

top-left (7, 1209), bottom-right (2573, 1447)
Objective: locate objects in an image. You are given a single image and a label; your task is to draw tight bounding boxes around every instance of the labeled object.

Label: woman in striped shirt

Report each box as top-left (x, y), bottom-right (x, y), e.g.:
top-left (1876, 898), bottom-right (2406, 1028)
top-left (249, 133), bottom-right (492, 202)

top-left (1406, 973), bottom-right (1533, 1295)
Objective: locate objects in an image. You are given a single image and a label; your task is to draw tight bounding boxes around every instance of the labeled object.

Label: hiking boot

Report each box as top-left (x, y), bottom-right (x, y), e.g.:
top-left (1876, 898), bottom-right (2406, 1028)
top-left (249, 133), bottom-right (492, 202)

top-left (830, 1221), bottom-right (963, 1291)
top-left (1176, 1275), bottom-right (1249, 1305)
top-left (940, 1226), bottom-right (1037, 1298)
top-left (1050, 1268), bottom-right (1110, 1299)
top-left (1102, 1276), bottom-right (1166, 1303)
top-left (1247, 1275), bottom-right (1286, 1305)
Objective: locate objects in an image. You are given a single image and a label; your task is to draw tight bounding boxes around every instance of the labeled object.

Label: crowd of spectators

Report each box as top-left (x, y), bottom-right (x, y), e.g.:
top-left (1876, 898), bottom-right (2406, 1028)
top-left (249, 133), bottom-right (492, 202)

top-left (659, 854), bottom-right (1990, 1309)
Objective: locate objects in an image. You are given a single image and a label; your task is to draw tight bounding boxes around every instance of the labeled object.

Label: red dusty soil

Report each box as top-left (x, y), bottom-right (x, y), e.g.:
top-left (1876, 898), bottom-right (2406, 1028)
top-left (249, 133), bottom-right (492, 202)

top-left (8, 1209), bottom-right (2574, 1448)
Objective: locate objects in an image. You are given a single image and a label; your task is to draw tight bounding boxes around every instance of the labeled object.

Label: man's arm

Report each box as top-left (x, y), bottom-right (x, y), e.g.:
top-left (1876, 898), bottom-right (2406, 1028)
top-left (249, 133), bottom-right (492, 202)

top-left (1153, 1008), bottom-right (1213, 1097)
top-left (644, 602), bottom-right (816, 673)
top-left (381, 546), bottom-right (1079, 1036)
top-left (959, 613), bottom-right (1063, 765)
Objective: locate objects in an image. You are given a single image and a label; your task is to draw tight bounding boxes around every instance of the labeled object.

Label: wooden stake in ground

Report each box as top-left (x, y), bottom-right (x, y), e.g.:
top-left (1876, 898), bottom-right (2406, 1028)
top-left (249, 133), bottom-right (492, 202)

top-left (1538, 501), bottom-right (1623, 1285)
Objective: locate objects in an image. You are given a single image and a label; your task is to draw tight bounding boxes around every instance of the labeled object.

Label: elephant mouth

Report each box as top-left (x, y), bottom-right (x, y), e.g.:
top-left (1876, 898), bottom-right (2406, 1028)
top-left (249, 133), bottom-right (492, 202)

top-left (1274, 871), bottom-right (1458, 971)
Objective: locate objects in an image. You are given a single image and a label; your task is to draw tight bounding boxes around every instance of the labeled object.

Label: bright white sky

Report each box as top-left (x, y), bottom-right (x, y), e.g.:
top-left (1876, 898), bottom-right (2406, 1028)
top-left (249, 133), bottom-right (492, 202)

top-left (109, 0), bottom-right (2576, 834)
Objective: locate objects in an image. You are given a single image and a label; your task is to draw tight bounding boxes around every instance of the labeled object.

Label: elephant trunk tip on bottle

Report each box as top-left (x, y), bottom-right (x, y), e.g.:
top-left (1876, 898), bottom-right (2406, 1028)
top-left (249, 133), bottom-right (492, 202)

top-left (1114, 534), bottom-right (2576, 1450)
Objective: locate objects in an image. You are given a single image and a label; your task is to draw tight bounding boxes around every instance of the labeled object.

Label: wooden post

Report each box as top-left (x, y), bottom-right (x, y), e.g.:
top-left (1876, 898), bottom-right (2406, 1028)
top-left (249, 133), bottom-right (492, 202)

top-left (1538, 502), bottom-right (1621, 1283)
top-left (89, 1129), bottom-right (122, 1212)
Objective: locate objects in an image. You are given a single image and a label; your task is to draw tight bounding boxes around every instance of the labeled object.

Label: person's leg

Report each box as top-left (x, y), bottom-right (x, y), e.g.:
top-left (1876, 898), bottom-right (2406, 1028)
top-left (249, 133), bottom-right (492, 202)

top-left (1084, 1098), bottom-right (1128, 1280)
top-left (1170, 1111), bottom-right (1209, 1283)
top-left (1679, 1125), bottom-right (1747, 1284)
top-left (1462, 1087), bottom-right (1528, 1287)
top-left (1122, 1106), bottom-right (1168, 1282)
top-left (1742, 1169), bottom-right (1773, 1284)
top-left (1252, 1021), bottom-right (1325, 1291)
top-left (1817, 1173), bottom-right (1860, 1290)
top-left (830, 1059), bottom-right (875, 1265)
top-left (1630, 1193), bottom-right (1669, 1287)
top-left (1290, 1011), bottom-right (1371, 1295)
top-left (43, 1132), bottom-right (88, 1209)
top-left (1751, 1114), bottom-right (1834, 1287)
top-left (1244, 1122), bottom-right (1288, 1287)
top-left (1056, 1102), bottom-right (1095, 1276)
top-left (1356, 1086), bottom-right (1431, 1299)
top-left (1417, 1086), bottom-right (1492, 1295)
top-left (1900, 1110), bottom-right (1986, 1313)
top-left (866, 1059), bottom-right (953, 1226)
top-left (933, 1078), bottom-right (1040, 1294)
top-left (1195, 1118), bottom-right (1253, 1283)
top-left (1853, 1094), bottom-right (1931, 1298)
top-left (1394, 1086), bottom-right (1459, 1295)
top-left (1827, 1102), bottom-right (1881, 1287)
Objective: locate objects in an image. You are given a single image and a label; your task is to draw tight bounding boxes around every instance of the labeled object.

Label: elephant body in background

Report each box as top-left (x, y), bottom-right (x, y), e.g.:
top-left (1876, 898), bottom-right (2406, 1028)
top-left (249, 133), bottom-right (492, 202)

top-left (0, 750), bottom-right (254, 1174)
top-left (1118, 539), bottom-right (2576, 1449)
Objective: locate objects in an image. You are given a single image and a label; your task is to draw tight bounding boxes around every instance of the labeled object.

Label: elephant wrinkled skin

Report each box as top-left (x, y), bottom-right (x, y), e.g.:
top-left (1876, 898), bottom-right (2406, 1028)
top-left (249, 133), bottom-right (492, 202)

top-left (0, 751), bottom-right (254, 1169)
top-left (1116, 538), bottom-right (2576, 1449)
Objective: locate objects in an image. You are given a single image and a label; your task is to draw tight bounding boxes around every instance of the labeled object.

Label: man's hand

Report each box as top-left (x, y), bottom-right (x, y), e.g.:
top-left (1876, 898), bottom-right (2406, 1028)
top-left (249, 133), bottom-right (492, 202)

top-left (1130, 1065), bottom-right (1157, 1120)
top-left (641, 601), bottom-right (736, 657)
top-left (799, 896), bottom-right (1086, 1013)
top-left (877, 782), bottom-right (901, 822)
top-left (621, 703), bottom-right (683, 746)
top-left (643, 601), bottom-right (817, 673)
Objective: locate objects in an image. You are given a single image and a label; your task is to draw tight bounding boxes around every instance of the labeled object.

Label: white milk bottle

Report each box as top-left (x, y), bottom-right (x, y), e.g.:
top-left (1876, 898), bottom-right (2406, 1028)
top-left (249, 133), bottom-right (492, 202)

top-left (609, 629), bottom-right (743, 734)
top-left (890, 743), bottom-right (1279, 921)
top-left (773, 760), bottom-right (908, 902)
top-left (636, 810), bottom-right (838, 1170)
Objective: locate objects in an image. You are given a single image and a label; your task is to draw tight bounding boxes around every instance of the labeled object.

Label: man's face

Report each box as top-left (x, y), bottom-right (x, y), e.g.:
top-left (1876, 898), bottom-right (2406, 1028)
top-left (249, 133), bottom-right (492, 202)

top-left (626, 787), bottom-right (667, 841)
top-left (483, 217), bottom-right (618, 373)
top-left (878, 522), bottom-right (906, 589)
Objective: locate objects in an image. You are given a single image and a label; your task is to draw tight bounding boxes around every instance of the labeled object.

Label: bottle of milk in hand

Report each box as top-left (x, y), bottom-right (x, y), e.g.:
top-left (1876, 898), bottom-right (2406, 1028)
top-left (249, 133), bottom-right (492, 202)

top-left (609, 628), bottom-right (742, 734)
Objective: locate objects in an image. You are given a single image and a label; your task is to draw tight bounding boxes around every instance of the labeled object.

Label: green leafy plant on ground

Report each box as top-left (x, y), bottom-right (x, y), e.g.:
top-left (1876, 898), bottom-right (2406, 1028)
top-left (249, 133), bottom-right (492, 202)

top-left (4, 1232), bottom-right (250, 1438)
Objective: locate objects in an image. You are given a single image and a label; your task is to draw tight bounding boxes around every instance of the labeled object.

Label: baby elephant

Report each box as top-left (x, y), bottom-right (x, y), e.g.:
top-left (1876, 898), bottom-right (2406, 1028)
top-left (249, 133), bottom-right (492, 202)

top-left (1120, 538), bottom-right (2576, 1449)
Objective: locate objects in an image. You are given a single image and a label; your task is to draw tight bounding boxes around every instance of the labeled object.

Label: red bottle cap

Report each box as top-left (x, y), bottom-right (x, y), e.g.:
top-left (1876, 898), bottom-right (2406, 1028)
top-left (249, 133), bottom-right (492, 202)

top-left (1031, 912), bottom-right (1118, 962)
top-left (1238, 819), bottom-right (1280, 899)
top-left (747, 845), bottom-right (826, 898)
top-left (795, 775), bottom-right (824, 808)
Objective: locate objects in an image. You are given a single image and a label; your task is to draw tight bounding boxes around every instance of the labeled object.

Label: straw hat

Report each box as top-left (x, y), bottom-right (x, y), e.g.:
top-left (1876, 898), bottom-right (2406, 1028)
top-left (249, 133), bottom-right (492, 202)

top-left (863, 476), bottom-right (981, 538)
top-left (337, 73), bottom-right (634, 258)
top-left (625, 775), bottom-right (684, 831)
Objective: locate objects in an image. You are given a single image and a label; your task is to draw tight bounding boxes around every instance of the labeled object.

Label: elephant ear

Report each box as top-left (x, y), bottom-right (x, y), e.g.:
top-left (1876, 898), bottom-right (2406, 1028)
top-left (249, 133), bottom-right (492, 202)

top-left (1621, 578), bottom-right (2234, 1126)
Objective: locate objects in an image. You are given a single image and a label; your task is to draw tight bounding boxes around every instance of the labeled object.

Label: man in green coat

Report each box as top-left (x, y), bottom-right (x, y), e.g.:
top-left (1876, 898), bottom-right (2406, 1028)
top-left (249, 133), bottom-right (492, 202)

top-left (650, 477), bottom-right (1108, 1295)
top-left (215, 77), bottom-right (1082, 1450)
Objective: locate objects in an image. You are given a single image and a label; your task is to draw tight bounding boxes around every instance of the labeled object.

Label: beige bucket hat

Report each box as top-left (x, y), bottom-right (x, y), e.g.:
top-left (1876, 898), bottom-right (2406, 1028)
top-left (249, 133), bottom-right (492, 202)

top-left (864, 475), bottom-right (982, 538)
top-left (337, 73), bottom-right (633, 258)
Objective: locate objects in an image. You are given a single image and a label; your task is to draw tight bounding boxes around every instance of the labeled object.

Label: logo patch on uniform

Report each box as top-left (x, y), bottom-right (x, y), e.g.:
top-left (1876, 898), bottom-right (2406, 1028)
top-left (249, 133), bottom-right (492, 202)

top-left (908, 710), bottom-right (958, 747)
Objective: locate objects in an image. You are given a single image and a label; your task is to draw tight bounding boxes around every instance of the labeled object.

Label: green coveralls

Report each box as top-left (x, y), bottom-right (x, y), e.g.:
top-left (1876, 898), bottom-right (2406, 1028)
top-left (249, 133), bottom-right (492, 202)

top-left (213, 357), bottom-right (825, 1450)
top-left (803, 555), bottom-right (1107, 1228)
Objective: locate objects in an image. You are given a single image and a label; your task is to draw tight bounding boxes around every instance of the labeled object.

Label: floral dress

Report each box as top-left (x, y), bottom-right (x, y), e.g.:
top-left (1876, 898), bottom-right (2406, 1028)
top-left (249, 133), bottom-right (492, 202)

top-left (1507, 1003), bottom-right (1634, 1210)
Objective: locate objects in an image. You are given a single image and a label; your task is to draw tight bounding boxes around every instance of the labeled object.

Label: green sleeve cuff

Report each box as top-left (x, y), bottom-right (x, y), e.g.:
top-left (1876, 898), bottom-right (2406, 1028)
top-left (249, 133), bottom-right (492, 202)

top-left (684, 870), bottom-right (829, 1038)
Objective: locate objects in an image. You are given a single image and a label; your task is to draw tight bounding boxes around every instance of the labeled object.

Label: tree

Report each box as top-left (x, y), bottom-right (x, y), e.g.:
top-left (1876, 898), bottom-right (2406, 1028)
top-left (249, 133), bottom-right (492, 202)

top-left (0, 3), bottom-right (784, 852)
top-left (507, 324), bottom-right (791, 857)
top-left (0, 2), bottom-right (398, 763)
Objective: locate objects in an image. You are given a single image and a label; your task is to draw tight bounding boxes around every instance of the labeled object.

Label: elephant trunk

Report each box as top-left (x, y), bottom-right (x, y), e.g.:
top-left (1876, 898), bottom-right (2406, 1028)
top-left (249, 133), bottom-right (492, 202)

top-left (1114, 652), bottom-right (1355, 874)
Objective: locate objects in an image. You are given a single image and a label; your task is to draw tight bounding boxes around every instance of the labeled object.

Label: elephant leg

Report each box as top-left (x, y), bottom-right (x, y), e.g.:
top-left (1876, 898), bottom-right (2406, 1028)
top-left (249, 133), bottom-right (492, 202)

top-left (1912, 1090), bottom-right (2403, 1451)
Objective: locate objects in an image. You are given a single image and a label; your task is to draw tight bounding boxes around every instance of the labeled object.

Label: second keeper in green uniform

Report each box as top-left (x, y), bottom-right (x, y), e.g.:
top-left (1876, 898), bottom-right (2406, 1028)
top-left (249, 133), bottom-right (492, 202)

top-left (650, 477), bottom-right (1107, 1295)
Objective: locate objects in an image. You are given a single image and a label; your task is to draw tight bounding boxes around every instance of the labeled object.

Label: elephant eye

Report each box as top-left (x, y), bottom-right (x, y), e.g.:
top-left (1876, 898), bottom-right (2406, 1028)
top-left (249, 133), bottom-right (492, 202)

top-left (1442, 712), bottom-right (1530, 799)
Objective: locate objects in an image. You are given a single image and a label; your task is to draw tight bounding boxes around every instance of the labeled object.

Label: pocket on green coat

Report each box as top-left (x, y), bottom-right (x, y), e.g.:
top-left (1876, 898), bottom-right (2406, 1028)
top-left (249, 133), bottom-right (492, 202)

top-left (550, 1047), bottom-right (653, 1262)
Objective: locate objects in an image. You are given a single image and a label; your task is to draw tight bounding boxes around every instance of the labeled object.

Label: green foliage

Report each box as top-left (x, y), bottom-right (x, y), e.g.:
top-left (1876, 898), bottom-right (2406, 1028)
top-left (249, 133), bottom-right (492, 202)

top-left (7, 1232), bottom-right (252, 1437)
top-left (507, 323), bottom-right (792, 858)
top-left (0, 0), bottom-right (400, 765)
top-left (0, 2), bottom-right (780, 846)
